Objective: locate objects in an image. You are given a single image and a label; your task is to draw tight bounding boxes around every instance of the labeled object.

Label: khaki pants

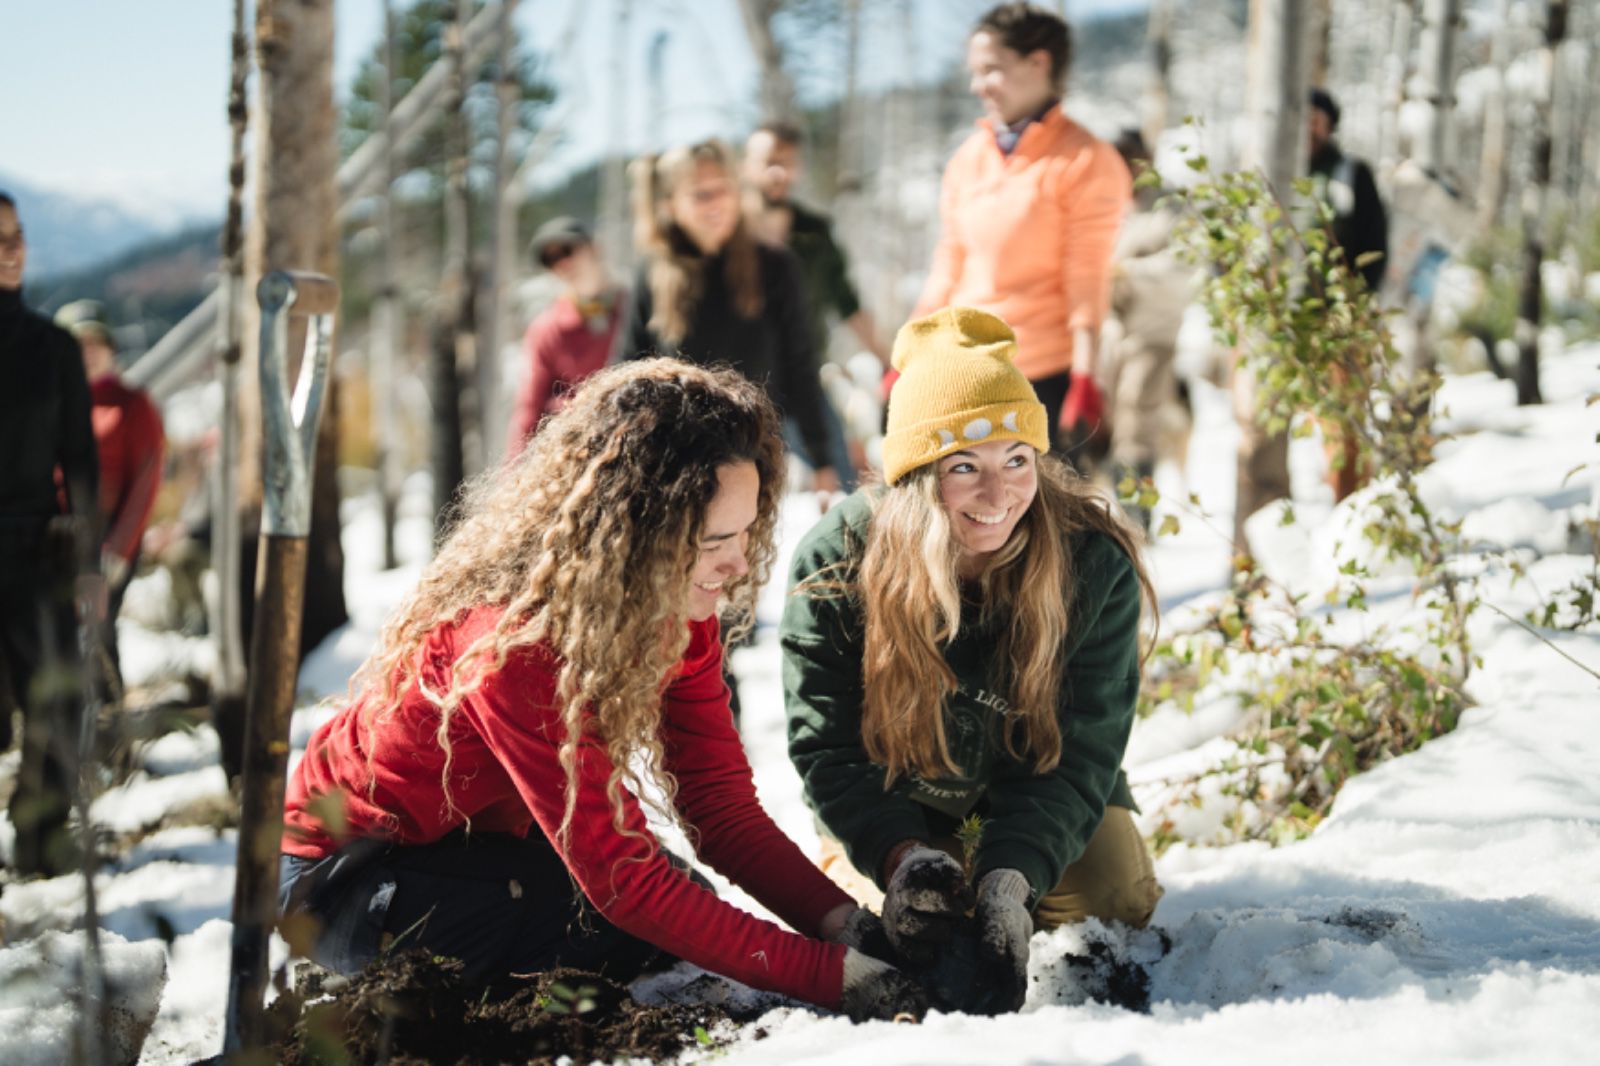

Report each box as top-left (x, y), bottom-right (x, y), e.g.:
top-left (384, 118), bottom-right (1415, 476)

top-left (1232, 356), bottom-right (1290, 557)
top-left (818, 806), bottom-right (1162, 931)
top-left (1104, 336), bottom-right (1182, 470)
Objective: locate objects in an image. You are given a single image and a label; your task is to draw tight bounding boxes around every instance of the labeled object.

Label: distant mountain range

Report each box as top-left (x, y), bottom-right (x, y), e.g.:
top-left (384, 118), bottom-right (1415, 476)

top-left (0, 169), bottom-right (217, 282)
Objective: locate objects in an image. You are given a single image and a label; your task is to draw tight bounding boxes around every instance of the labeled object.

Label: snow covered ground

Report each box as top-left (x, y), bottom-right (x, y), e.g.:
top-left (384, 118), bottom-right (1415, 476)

top-left (2, 344), bottom-right (1597, 1065)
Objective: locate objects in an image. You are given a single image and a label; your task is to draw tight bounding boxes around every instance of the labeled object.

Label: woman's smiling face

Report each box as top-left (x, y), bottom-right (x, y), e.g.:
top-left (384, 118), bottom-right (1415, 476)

top-left (936, 439), bottom-right (1039, 574)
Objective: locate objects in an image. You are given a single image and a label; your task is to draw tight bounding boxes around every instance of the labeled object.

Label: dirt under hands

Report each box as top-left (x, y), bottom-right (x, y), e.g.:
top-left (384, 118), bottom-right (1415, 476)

top-left (275, 952), bottom-right (734, 1065)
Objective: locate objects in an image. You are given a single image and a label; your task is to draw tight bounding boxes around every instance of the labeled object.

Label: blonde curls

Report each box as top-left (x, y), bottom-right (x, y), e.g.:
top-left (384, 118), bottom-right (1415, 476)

top-left (857, 456), bottom-right (1155, 785)
top-left (354, 359), bottom-right (787, 850)
top-left (631, 139), bottom-right (762, 344)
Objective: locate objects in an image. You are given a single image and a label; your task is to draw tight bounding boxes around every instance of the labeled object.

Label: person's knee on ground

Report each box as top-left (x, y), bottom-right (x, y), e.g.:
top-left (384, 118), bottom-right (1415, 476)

top-left (1032, 806), bottom-right (1162, 931)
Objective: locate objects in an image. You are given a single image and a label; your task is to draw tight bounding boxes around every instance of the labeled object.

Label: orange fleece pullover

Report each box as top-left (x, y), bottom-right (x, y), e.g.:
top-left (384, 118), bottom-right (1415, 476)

top-left (915, 108), bottom-right (1131, 382)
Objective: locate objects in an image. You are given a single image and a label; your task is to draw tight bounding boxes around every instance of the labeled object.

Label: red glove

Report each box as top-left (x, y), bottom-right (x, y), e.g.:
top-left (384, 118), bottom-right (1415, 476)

top-left (1058, 371), bottom-right (1105, 433)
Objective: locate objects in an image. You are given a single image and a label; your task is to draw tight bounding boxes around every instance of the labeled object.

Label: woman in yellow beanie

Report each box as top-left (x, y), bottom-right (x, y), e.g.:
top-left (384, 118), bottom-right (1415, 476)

top-left (781, 307), bottom-right (1161, 1015)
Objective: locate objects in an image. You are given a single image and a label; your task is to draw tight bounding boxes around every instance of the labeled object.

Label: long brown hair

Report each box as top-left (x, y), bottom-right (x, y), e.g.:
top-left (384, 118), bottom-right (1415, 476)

top-left (354, 359), bottom-right (786, 846)
top-left (630, 139), bottom-right (763, 345)
top-left (854, 455), bottom-right (1154, 784)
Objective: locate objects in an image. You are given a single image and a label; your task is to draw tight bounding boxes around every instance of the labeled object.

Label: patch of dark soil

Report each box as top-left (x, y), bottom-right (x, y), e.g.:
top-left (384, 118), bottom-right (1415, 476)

top-left (1050, 927), bottom-right (1171, 1014)
top-left (274, 952), bottom-right (732, 1065)
top-left (1328, 906), bottom-right (1409, 940)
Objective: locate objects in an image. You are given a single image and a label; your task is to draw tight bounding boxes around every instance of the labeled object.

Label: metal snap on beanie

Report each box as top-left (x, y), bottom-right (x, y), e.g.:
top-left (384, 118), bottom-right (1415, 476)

top-left (882, 306), bottom-right (1049, 485)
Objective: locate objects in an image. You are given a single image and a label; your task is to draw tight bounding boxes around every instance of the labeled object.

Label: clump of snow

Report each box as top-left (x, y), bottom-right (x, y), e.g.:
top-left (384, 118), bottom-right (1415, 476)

top-left (0, 928), bottom-right (167, 1066)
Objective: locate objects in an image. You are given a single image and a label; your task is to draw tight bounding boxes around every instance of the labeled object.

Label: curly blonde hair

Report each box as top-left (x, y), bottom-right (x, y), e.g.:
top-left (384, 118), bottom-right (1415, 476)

top-left (855, 456), bottom-right (1154, 784)
top-left (629, 139), bottom-right (763, 344)
top-left (353, 359), bottom-right (786, 848)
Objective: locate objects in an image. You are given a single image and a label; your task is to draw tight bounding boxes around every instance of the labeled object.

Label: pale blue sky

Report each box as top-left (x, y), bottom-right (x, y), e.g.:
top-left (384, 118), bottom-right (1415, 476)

top-left (4, 0), bottom-right (1146, 221)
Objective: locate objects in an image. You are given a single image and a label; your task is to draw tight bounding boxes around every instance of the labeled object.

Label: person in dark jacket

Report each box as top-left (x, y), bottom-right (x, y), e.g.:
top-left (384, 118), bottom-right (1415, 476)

top-left (744, 121), bottom-right (889, 490)
top-left (0, 191), bottom-right (101, 878)
top-left (743, 121), bottom-right (890, 371)
top-left (1308, 88), bottom-right (1388, 503)
top-left (280, 360), bottom-right (923, 1021)
top-left (782, 307), bottom-right (1162, 1015)
top-left (620, 139), bottom-right (839, 497)
top-left (1308, 88), bottom-right (1388, 296)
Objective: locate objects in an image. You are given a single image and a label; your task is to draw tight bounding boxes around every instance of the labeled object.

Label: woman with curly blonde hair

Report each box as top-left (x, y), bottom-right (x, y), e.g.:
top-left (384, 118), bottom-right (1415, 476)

top-left (280, 359), bottom-right (924, 1020)
top-left (783, 308), bottom-right (1163, 1016)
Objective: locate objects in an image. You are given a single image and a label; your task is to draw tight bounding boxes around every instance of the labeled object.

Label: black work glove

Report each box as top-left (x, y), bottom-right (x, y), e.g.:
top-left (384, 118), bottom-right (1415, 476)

top-left (972, 868), bottom-right (1033, 1015)
top-left (881, 846), bottom-right (975, 966)
top-left (838, 947), bottom-right (930, 1022)
top-left (825, 905), bottom-right (899, 965)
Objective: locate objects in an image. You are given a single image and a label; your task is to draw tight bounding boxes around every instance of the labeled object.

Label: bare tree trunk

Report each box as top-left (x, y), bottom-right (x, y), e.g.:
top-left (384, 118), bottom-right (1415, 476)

top-left (597, 0), bottom-right (633, 275)
top-left (479, 0), bottom-right (519, 466)
top-left (1553, 5), bottom-right (1587, 215)
top-left (373, 0), bottom-right (401, 570)
top-left (1308, 0), bottom-right (1333, 88)
top-left (1515, 0), bottom-right (1569, 407)
top-left (433, 0), bottom-right (473, 526)
top-left (1477, 0), bottom-right (1514, 230)
top-left (837, 0), bottom-right (864, 192)
top-left (228, 0), bottom-right (347, 780)
top-left (735, 0), bottom-right (798, 122)
top-left (228, 0), bottom-right (342, 1044)
top-left (1235, 0), bottom-right (1310, 555)
top-left (1380, 0), bottom-right (1416, 166)
top-left (210, 0), bottom-right (251, 775)
top-left (1245, 0), bottom-right (1311, 193)
top-left (1143, 0), bottom-right (1174, 149)
top-left (1413, 0), bottom-right (1461, 172)
top-left (1577, 2), bottom-right (1600, 221)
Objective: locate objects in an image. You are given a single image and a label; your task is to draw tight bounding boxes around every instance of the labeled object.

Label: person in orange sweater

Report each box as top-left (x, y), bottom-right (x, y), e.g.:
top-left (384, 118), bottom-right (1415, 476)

top-left (913, 3), bottom-right (1130, 462)
top-left (56, 300), bottom-right (164, 682)
top-left (280, 359), bottom-right (925, 1021)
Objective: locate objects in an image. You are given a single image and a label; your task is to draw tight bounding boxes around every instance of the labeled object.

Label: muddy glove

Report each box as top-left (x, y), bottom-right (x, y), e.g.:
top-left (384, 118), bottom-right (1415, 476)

top-left (973, 868), bottom-right (1034, 1015)
top-left (823, 905), bottom-right (898, 965)
top-left (882, 846), bottom-right (975, 965)
top-left (839, 947), bottom-right (929, 1022)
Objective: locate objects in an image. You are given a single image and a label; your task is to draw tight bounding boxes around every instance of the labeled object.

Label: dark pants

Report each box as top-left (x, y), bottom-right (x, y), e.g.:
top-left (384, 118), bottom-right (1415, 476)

top-left (99, 544), bottom-right (139, 686)
top-left (784, 399), bottom-right (859, 493)
top-left (280, 831), bottom-right (672, 986)
top-left (1, 574), bottom-right (83, 878)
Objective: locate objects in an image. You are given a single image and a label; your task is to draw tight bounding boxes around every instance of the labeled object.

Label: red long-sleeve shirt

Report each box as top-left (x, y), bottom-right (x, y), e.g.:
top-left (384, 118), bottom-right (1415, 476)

top-left (90, 374), bottom-right (164, 566)
top-left (284, 610), bottom-right (852, 1007)
top-left (504, 295), bottom-right (621, 458)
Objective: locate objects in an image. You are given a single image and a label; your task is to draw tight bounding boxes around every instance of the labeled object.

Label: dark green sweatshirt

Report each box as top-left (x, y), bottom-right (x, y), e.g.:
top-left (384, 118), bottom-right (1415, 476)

top-left (781, 489), bottom-right (1141, 902)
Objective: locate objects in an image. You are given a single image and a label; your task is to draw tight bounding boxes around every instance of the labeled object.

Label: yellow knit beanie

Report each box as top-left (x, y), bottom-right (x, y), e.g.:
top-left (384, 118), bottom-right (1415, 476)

top-left (882, 307), bottom-right (1048, 485)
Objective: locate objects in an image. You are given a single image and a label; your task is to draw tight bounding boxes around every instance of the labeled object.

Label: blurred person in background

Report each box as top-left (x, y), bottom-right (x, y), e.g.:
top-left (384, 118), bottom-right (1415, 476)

top-left (0, 191), bottom-right (100, 878)
top-left (1099, 130), bottom-right (1197, 530)
top-left (621, 138), bottom-right (839, 499)
top-left (504, 217), bottom-right (625, 458)
top-left (1306, 87), bottom-right (1387, 505)
top-left (55, 299), bottom-right (165, 688)
top-left (913, 3), bottom-right (1130, 468)
top-left (744, 121), bottom-right (890, 487)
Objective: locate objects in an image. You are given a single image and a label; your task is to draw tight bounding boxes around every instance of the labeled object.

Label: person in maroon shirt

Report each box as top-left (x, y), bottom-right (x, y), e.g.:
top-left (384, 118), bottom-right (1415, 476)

top-left (281, 359), bottom-right (925, 1020)
top-left (56, 301), bottom-right (165, 681)
top-left (504, 217), bottom-right (625, 458)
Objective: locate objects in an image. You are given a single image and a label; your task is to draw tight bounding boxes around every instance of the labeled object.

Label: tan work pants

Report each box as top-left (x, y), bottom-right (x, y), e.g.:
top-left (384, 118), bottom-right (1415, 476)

top-left (817, 806), bottom-right (1163, 931)
top-left (1232, 355), bottom-right (1290, 557)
